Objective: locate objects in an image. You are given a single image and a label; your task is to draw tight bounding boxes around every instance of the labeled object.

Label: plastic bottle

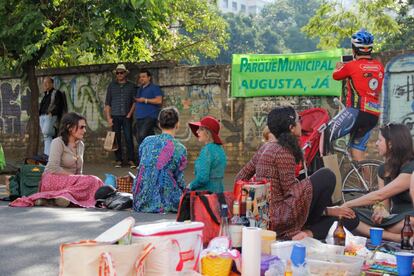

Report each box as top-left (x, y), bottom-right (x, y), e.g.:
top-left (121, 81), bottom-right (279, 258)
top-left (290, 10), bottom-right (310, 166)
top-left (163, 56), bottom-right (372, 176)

top-left (284, 260), bottom-right (293, 276)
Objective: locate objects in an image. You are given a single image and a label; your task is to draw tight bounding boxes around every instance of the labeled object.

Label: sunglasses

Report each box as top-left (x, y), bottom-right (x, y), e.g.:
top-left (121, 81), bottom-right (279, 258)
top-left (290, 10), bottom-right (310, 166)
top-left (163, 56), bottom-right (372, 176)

top-left (116, 71), bottom-right (125, 75)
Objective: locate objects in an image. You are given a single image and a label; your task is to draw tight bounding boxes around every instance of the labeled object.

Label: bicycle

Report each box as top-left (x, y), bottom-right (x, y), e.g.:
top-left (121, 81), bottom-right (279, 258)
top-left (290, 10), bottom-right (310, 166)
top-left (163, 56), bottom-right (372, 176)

top-left (312, 98), bottom-right (383, 204)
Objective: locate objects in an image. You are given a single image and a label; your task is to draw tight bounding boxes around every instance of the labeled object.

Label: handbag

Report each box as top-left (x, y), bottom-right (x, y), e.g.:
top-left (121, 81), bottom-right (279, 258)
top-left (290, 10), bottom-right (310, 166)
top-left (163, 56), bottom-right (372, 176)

top-left (104, 131), bottom-right (118, 151)
top-left (176, 191), bottom-right (234, 246)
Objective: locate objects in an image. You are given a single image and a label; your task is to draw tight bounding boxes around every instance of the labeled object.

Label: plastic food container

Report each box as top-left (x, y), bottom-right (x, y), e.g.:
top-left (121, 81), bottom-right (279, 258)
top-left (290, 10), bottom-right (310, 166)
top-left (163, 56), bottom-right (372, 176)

top-left (261, 230), bottom-right (277, 254)
top-left (307, 253), bottom-right (364, 276)
top-left (270, 241), bottom-right (298, 260)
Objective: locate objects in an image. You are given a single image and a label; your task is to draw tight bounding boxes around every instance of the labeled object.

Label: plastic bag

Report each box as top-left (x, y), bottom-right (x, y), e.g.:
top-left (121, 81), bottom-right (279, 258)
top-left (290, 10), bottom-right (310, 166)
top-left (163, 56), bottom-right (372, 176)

top-left (325, 221), bottom-right (354, 246)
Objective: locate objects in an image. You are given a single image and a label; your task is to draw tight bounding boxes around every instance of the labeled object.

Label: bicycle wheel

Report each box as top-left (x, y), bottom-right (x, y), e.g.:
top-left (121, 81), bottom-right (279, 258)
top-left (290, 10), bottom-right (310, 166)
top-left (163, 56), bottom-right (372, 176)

top-left (341, 159), bottom-right (383, 203)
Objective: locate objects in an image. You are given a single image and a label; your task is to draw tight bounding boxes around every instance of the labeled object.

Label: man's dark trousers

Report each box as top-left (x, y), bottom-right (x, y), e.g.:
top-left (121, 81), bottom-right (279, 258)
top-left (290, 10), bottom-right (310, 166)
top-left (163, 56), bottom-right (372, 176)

top-left (112, 116), bottom-right (135, 163)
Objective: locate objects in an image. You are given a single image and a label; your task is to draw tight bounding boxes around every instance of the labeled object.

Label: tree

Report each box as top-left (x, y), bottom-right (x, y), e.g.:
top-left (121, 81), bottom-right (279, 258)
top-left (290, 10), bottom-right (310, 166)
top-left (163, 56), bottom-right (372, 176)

top-left (0, 0), bottom-right (228, 155)
top-left (302, 0), bottom-right (400, 50)
top-left (202, 0), bottom-right (321, 64)
top-left (381, 0), bottom-right (414, 51)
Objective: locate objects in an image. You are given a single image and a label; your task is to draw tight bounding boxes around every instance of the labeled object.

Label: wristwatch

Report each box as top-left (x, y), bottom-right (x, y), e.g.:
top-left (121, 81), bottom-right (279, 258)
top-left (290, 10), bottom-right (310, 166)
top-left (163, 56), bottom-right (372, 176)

top-left (145, 98), bottom-right (148, 104)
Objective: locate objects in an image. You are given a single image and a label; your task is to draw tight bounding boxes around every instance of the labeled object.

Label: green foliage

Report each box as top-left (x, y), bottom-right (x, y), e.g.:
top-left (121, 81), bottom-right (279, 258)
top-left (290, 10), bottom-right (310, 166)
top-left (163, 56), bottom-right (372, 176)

top-left (302, 0), bottom-right (400, 50)
top-left (381, 0), bottom-right (414, 51)
top-left (205, 0), bottom-right (320, 64)
top-left (0, 0), bottom-right (228, 71)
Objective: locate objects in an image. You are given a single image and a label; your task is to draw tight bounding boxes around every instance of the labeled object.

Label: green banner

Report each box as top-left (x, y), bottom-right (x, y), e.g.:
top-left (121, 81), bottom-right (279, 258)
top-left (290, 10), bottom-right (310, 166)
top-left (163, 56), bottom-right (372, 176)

top-left (231, 49), bottom-right (343, 97)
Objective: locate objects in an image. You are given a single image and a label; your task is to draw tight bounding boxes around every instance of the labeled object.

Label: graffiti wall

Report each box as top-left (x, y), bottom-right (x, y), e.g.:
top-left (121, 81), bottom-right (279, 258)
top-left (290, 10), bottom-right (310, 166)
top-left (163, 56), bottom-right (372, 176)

top-left (3, 53), bottom-right (408, 169)
top-left (383, 53), bottom-right (414, 136)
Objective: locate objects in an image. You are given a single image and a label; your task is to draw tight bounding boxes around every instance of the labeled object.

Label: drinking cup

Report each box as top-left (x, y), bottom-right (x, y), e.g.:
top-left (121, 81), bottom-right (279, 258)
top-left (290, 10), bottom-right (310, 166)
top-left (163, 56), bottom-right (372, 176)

top-left (369, 227), bottom-right (383, 246)
top-left (396, 252), bottom-right (414, 276)
top-left (290, 244), bottom-right (306, 267)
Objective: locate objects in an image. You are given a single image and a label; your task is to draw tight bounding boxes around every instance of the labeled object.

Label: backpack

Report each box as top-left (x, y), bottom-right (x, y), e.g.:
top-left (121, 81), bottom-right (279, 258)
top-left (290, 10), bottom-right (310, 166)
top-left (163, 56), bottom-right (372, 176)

top-left (9, 164), bottom-right (45, 200)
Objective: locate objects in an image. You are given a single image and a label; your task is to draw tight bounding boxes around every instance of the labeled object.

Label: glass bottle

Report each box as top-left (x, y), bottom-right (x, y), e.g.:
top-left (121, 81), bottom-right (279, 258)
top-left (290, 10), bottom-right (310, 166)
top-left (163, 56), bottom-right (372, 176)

top-left (218, 204), bottom-right (230, 239)
top-left (333, 217), bottom-right (346, 246)
top-left (231, 201), bottom-right (242, 225)
top-left (230, 201), bottom-right (243, 251)
top-left (401, 215), bottom-right (413, 250)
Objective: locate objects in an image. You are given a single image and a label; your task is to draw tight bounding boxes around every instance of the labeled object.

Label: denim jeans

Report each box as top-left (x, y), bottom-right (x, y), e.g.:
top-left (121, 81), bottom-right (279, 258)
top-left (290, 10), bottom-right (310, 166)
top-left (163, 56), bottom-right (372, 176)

top-left (112, 116), bottom-right (135, 162)
top-left (39, 114), bottom-right (57, 156)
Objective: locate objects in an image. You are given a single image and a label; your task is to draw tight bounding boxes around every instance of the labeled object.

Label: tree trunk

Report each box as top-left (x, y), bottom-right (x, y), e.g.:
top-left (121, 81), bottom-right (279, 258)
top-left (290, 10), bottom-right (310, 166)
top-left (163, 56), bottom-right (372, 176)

top-left (24, 60), bottom-right (40, 157)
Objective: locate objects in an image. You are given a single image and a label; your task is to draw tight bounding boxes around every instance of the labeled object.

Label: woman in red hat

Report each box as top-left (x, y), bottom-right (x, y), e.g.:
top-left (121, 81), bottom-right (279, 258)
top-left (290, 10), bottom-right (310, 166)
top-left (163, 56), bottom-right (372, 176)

top-left (188, 116), bottom-right (227, 193)
top-left (236, 106), bottom-right (359, 240)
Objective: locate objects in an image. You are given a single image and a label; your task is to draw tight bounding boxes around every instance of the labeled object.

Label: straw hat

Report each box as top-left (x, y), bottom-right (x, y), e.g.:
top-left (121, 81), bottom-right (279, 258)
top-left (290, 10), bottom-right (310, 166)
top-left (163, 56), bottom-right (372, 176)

top-left (113, 64), bottom-right (129, 74)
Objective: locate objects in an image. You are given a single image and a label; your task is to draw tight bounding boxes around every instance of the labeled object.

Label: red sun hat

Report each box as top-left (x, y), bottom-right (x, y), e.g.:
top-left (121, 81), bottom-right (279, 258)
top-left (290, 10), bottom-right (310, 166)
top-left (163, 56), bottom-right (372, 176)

top-left (189, 116), bottom-right (222, 145)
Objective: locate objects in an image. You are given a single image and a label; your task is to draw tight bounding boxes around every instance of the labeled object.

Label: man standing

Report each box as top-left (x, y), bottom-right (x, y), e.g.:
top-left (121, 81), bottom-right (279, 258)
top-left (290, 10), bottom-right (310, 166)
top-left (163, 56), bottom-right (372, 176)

top-left (104, 64), bottom-right (136, 168)
top-left (39, 77), bottom-right (66, 156)
top-left (134, 69), bottom-right (163, 161)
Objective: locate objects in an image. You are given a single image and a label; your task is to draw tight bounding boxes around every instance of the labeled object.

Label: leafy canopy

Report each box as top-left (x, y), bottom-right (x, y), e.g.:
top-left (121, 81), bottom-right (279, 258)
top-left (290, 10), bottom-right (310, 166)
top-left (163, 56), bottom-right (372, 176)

top-left (302, 0), bottom-right (401, 50)
top-left (0, 0), bottom-right (228, 72)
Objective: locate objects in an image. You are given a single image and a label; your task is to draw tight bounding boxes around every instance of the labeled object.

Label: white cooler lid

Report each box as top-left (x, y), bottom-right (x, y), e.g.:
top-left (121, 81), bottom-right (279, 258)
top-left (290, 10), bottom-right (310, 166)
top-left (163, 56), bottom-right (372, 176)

top-left (132, 221), bottom-right (204, 236)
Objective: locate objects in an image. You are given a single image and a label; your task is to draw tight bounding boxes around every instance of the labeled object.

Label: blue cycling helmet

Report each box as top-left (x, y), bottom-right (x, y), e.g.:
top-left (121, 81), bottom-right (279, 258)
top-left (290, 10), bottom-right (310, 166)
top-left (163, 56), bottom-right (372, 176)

top-left (351, 30), bottom-right (374, 54)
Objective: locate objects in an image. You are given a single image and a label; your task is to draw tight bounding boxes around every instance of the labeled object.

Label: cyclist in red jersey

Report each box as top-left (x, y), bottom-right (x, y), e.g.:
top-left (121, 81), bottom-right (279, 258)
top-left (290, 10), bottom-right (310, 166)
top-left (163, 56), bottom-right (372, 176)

top-left (325, 30), bottom-right (384, 162)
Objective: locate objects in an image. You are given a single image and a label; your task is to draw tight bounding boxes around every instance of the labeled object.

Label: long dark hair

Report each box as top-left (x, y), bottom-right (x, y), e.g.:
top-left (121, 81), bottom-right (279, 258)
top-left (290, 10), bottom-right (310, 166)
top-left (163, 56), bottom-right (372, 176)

top-left (158, 106), bottom-right (179, 129)
top-left (267, 106), bottom-right (303, 163)
top-left (380, 123), bottom-right (414, 179)
top-left (59, 112), bottom-right (87, 145)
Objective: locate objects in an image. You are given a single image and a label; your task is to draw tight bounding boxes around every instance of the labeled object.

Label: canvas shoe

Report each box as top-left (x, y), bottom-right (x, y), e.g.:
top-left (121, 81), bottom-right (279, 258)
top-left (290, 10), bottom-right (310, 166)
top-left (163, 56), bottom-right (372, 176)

top-left (128, 161), bottom-right (136, 169)
top-left (114, 161), bottom-right (122, 168)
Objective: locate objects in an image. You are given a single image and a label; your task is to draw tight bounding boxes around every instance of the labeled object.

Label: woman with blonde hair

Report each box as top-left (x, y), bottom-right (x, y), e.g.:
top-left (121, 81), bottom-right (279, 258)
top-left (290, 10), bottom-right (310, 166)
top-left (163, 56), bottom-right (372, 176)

top-left (188, 116), bottom-right (227, 193)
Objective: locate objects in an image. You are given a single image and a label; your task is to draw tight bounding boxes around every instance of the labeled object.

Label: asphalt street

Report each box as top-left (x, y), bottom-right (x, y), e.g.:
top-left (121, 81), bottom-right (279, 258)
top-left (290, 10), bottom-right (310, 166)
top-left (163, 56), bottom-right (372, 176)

top-left (0, 161), bottom-right (237, 276)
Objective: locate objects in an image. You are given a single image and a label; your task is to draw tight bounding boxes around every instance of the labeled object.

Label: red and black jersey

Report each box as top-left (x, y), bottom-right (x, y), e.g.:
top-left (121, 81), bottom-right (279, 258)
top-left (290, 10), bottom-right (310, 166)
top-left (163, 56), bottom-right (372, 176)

top-left (333, 58), bottom-right (384, 116)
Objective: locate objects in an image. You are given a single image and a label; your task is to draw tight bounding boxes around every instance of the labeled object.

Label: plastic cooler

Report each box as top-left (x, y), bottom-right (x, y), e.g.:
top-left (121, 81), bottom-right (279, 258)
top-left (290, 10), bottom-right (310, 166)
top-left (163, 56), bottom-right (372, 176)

top-left (132, 221), bottom-right (204, 275)
top-left (307, 254), bottom-right (364, 276)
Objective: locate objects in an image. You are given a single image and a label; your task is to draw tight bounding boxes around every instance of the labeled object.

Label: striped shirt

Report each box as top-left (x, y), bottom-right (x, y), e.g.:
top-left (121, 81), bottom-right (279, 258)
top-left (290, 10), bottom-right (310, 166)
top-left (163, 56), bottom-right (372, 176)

top-left (105, 81), bottom-right (136, 116)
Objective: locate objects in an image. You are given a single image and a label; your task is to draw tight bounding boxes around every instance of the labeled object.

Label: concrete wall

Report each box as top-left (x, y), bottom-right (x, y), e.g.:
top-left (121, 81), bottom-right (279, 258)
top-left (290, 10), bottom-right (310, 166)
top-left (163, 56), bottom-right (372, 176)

top-left (1, 50), bottom-right (413, 171)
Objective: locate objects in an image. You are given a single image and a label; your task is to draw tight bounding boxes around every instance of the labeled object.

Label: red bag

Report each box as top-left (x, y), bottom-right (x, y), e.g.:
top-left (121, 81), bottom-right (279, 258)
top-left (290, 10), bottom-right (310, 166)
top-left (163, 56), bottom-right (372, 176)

top-left (176, 191), bottom-right (234, 246)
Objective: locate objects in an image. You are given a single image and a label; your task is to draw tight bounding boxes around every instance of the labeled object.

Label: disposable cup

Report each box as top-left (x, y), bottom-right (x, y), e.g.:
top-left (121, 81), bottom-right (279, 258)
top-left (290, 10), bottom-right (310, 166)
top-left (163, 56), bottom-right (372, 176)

top-left (369, 227), bottom-right (383, 246)
top-left (396, 252), bottom-right (414, 276)
top-left (290, 244), bottom-right (306, 267)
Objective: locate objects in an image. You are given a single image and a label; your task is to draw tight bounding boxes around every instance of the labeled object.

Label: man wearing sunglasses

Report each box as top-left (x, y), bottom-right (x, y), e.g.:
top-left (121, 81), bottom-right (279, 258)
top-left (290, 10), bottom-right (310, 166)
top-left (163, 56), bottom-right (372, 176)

top-left (104, 64), bottom-right (136, 168)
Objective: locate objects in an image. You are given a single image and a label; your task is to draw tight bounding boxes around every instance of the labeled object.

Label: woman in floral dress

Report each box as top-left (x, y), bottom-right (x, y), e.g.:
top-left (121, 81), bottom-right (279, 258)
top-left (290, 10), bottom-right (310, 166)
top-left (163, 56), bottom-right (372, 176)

top-left (133, 107), bottom-right (187, 213)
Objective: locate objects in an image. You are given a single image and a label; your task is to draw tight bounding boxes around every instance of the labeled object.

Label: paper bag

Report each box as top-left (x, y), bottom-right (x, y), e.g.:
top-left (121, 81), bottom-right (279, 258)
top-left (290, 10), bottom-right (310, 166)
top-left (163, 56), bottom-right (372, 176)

top-left (322, 154), bottom-right (342, 204)
top-left (104, 131), bottom-right (118, 151)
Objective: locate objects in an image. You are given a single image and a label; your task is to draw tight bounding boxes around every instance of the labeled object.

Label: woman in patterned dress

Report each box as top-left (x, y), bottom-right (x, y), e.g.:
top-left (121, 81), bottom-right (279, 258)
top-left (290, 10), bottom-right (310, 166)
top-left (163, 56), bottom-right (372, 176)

top-left (188, 116), bottom-right (227, 193)
top-left (133, 107), bottom-right (187, 213)
top-left (10, 112), bottom-right (103, 208)
top-left (236, 106), bottom-right (359, 240)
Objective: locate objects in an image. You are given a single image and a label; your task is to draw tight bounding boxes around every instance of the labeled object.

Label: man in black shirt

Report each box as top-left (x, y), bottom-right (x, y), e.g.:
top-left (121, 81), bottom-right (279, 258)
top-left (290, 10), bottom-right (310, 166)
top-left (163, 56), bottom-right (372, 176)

top-left (104, 64), bottom-right (136, 168)
top-left (39, 77), bottom-right (66, 156)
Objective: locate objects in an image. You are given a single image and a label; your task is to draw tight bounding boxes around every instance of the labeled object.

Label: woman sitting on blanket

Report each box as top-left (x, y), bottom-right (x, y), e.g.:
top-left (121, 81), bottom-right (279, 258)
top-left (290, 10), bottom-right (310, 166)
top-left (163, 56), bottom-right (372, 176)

top-left (10, 112), bottom-right (103, 208)
top-left (342, 123), bottom-right (414, 242)
top-left (236, 106), bottom-right (359, 240)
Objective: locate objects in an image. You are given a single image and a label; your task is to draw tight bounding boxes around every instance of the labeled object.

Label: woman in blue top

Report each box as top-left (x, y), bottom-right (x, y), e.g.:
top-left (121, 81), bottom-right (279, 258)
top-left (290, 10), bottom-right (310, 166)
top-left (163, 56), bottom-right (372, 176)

top-left (133, 107), bottom-right (187, 213)
top-left (188, 116), bottom-right (227, 193)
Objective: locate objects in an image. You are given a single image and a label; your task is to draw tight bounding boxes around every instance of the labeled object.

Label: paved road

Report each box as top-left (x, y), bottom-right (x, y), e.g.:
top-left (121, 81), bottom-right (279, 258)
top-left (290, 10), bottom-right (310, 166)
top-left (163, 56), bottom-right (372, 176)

top-left (0, 161), bottom-right (238, 276)
top-left (0, 202), bottom-right (176, 276)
